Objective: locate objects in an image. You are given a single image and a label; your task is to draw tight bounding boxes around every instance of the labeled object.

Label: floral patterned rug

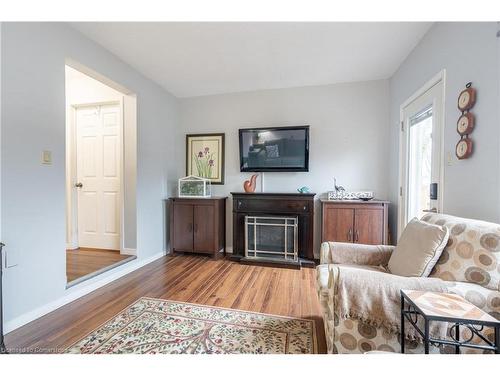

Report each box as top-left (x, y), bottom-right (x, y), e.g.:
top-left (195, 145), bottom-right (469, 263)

top-left (66, 297), bottom-right (317, 354)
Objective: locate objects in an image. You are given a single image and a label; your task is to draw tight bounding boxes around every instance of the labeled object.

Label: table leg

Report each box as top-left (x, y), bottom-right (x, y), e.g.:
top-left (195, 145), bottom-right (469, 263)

top-left (455, 324), bottom-right (460, 354)
top-left (400, 294), bottom-right (405, 354)
top-left (495, 326), bottom-right (499, 354)
top-left (424, 319), bottom-right (430, 354)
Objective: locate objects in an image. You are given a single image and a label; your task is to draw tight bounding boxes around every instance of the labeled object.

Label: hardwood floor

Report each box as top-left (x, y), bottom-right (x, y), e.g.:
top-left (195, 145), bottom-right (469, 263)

top-left (66, 248), bottom-right (134, 283)
top-left (6, 255), bottom-right (326, 353)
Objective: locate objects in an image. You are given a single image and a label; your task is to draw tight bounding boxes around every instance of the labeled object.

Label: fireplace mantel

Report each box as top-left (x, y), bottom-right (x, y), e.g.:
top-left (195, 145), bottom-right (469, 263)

top-left (230, 192), bottom-right (315, 268)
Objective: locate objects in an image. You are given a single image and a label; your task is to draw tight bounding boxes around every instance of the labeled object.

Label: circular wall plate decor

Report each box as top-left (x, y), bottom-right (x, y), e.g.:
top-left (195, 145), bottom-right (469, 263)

top-left (456, 138), bottom-right (473, 160)
top-left (457, 83), bottom-right (476, 111)
top-left (456, 112), bottom-right (475, 136)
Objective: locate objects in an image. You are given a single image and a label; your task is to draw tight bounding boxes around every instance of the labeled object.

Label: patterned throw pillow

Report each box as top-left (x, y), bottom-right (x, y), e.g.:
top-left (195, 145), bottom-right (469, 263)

top-left (421, 213), bottom-right (500, 291)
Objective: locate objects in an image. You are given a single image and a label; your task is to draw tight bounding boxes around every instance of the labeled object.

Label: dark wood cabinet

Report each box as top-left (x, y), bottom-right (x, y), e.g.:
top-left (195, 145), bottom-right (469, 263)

top-left (321, 199), bottom-right (389, 245)
top-left (169, 197), bottom-right (227, 258)
top-left (172, 203), bottom-right (194, 251)
top-left (193, 204), bottom-right (216, 253)
top-left (354, 208), bottom-right (384, 244)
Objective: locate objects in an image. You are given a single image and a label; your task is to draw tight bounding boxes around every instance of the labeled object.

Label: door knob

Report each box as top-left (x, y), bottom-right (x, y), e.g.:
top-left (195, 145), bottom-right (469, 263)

top-left (423, 208), bottom-right (437, 213)
top-left (75, 182), bottom-right (83, 188)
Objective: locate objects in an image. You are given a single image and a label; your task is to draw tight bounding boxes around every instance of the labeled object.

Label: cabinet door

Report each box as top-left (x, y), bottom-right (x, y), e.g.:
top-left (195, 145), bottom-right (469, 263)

top-left (354, 208), bottom-right (384, 245)
top-left (322, 207), bottom-right (354, 243)
top-left (173, 204), bottom-right (194, 251)
top-left (193, 204), bottom-right (215, 253)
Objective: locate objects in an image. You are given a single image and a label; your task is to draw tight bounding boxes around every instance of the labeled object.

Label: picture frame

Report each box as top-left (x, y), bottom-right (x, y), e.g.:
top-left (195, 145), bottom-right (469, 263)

top-left (186, 133), bottom-right (225, 185)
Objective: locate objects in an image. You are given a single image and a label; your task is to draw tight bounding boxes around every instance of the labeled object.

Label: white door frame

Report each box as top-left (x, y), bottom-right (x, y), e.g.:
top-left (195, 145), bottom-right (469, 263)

top-left (398, 70), bottom-right (446, 237)
top-left (67, 100), bottom-right (125, 252)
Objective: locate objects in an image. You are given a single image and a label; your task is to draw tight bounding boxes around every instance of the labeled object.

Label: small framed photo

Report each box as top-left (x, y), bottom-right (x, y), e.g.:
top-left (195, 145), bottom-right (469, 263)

top-left (186, 133), bottom-right (225, 185)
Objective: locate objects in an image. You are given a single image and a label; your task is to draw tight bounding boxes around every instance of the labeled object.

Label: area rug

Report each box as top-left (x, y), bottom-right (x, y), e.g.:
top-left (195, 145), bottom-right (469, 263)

top-left (66, 297), bottom-right (317, 354)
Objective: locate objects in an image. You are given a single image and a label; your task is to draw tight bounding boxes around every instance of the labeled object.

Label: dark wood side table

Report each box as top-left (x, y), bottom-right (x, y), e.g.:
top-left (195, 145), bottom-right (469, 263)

top-left (401, 289), bottom-right (500, 354)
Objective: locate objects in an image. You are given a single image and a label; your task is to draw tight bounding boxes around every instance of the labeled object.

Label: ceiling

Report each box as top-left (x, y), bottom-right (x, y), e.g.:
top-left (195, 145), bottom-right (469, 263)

top-left (71, 22), bottom-right (432, 98)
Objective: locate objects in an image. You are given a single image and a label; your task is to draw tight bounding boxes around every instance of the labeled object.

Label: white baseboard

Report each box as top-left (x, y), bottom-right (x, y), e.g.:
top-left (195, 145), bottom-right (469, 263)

top-left (66, 242), bottom-right (78, 250)
top-left (4, 250), bottom-right (166, 334)
top-left (121, 248), bottom-right (137, 256)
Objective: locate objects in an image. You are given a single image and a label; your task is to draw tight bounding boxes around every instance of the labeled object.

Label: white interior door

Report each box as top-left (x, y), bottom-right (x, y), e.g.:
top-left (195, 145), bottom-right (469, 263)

top-left (76, 104), bottom-right (121, 250)
top-left (398, 74), bottom-right (445, 236)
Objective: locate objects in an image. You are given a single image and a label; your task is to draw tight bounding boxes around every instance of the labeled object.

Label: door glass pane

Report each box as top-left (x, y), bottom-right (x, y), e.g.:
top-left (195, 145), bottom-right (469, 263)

top-left (407, 107), bottom-right (433, 222)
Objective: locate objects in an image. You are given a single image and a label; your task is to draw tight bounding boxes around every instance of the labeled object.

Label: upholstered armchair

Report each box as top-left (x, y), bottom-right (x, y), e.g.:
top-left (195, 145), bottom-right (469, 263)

top-left (316, 213), bottom-right (500, 354)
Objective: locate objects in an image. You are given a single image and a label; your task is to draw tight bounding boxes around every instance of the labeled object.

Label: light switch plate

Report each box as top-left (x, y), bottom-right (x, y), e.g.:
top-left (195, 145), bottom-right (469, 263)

top-left (42, 150), bottom-right (52, 165)
top-left (447, 151), bottom-right (453, 166)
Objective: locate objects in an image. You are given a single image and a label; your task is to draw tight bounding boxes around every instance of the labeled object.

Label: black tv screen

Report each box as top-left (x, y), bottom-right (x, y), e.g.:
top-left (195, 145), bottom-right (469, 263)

top-left (239, 126), bottom-right (309, 172)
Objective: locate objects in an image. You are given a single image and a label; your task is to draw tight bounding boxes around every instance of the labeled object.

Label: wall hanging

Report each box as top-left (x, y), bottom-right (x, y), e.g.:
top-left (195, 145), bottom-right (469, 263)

top-left (456, 82), bottom-right (476, 160)
top-left (186, 133), bottom-right (225, 184)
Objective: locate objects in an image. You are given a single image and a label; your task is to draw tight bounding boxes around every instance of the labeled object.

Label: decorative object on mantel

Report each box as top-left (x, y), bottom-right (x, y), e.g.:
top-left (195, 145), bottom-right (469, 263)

top-left (328, 190), bottom-right (374, 201)
top-left (297, 186), bottom-right (311, 194)
top-left (0, 242), bottom-right (7, 354)
top-left (358, 193), bottom-right (375, 201)
top-left (329, 177), bottom-right (374, 201)
top-left (243, 174), bottom-right (258, 193)
top-left (178, 175), bottom-right (211, 198)
top-left (333, 177), bottom-right (345, 194)
top-left (186, 133), bottom-right (225, 184)
top-left (456, 82), bottom-right (476, 160)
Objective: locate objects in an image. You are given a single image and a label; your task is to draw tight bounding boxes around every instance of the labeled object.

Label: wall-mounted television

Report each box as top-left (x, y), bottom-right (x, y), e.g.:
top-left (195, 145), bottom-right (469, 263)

top-left (239, 126), bottom-right (310, 172)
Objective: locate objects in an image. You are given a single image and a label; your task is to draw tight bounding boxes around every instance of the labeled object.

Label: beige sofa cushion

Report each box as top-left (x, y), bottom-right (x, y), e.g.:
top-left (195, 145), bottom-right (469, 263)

top-left (388, 218), bottom-right (449, 277)
top-left (320, 242), bottom-right (395, 266)
top-left (422, 213), bottom-right (500, 290)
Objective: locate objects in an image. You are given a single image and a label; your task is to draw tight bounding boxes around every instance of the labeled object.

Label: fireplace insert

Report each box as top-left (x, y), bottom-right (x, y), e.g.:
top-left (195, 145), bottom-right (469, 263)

top-left (244, 216), bottom-right (298, 262)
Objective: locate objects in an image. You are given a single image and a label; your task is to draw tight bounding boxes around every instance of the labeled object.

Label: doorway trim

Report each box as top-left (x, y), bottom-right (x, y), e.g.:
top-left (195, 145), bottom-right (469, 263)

top-left (67, 100), bottom-right (125, 252)
top-left (65, 61), bottom-right (138, 257)
top-left (398, 70), bottom-right (446, 237)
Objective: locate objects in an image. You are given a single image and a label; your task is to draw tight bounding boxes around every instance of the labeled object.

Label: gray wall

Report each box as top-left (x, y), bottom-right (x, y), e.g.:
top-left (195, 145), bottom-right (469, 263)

top-left (178, 80), bottom-right (391, 255)
top-left (1, 23), bottom-right (178, 324)
top-left (388, 22), bottom-right (500, 237)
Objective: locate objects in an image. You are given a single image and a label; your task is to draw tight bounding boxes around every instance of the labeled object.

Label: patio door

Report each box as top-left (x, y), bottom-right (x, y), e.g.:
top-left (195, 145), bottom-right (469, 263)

top-left (398, 72), bottom-right (445, 237)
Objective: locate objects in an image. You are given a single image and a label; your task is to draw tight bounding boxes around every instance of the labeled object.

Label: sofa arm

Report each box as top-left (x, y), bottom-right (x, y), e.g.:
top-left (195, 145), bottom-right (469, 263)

top-left (320, 242), bottom-right (395, 266)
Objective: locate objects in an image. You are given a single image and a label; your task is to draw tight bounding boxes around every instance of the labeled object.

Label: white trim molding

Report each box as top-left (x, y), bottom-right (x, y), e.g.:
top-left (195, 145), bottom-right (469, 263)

top-left (66, 242), bottom-right (79, 250)
top-left (398, 70), bottom-right (446, 238)
top-left (120, 248), bottom-right (137, 256)
top-left (4, 251), bottom-right (165, 334)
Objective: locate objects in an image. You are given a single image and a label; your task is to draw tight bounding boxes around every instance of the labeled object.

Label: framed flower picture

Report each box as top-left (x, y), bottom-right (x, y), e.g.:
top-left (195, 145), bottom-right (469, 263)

top-left (186, 133), bottom-right (225, 185)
